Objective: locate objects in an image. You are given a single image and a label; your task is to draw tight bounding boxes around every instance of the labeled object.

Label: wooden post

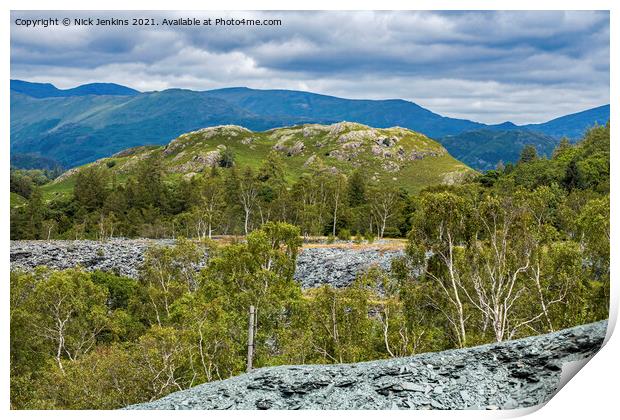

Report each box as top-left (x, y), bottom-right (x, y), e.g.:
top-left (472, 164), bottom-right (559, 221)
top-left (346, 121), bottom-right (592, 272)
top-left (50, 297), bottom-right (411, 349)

top-left (247, 305), bottom-right (256, 372)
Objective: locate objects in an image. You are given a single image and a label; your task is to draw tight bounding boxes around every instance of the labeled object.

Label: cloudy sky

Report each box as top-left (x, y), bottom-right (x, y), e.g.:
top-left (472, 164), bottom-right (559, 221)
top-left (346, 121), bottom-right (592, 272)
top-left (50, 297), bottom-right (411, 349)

top-left (10, 10), bottom-right (609, 124)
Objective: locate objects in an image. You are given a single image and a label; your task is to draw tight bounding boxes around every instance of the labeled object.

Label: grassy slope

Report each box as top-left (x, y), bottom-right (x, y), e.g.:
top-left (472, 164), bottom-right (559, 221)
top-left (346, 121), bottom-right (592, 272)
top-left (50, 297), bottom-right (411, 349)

top-left (42, 122), bottom-right (475, 198)
top-left (440, 129), bottom-right (559, 171)
top-left (10, 192), bottom-right (27, 207)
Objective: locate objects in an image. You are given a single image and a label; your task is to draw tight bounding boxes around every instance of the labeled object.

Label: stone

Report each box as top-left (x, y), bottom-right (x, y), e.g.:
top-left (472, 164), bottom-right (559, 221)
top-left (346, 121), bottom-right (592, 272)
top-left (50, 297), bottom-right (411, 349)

top-left (255, 399), bottom-right (273, 410)
top-left (401, 382), bottom-right (425, 393)
top-left (10, 239), bottom-right (405, 290)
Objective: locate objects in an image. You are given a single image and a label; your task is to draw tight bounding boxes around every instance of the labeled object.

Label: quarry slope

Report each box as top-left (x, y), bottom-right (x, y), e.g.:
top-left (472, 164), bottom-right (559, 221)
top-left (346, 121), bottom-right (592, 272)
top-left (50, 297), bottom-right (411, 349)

top-left (126, 320), bottom-right (606, 410)
top-left (10, 239), bottom-right (405, 289)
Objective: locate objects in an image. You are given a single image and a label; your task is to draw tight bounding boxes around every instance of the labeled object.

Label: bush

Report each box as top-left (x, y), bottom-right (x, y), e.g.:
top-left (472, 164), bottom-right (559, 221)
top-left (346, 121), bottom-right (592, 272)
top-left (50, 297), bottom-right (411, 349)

top-left (219, 148), bottom-right (235, 168)
top-left (326, 235), bottom-right (336, 244)
top-left (365, 231), bottom-right (376, 243)
top-left (337, 229), bottom-right (351, 241)
top-left (382, 227), bottom-right (401, 238)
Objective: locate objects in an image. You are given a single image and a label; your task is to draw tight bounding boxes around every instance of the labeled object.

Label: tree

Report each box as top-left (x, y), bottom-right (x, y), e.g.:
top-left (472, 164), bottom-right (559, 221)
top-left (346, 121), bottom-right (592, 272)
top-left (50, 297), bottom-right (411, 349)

top-left (238, 167), bottom-right (259, 235)
top-left (329, 174), bottom-right (348, 237)
top-left (27, 269), bottom-right (109, 373)
top-left (368, 187), bottom-right (402, 238)
top-left (408, 191), bottom-right (474, 348)
top-left (346, 170), bottom-right (367, 207)
top-left (577, 197), bottom-right (610, 318)
top-left (465, 195), bottom-right (538, 342)
top-left (257, 152), bottom-right (288, 224)
top-left (291, 163), bottom-right (332, 237)
top-left (126, 154), bottom-right (169, 211)
top-left (552, 137), bottom-right (571, 158)
top-left (187, 174), bottom-right (225, 239)
top-left (24, 188), bottom-right (44, 239)
top-left (97, 212), bottom-right (118, 241)
top-left (74, 166), bottom-right (109, 211)
top-left (307, 280), bottom-right (377, 364)
top-left (41, 219), bottom-right (58, 240)
top-left (219, 147), bottom-right (235, 168)
top-left (135, 326), bottom-right (190, 399)
top-left (518, 145), bottom-right (538, 164)
top-left (257, 151), bottom-right (285, 182)
top-left (202, 222), bottom-right (302, 367)
top-left (139, 239), bottom-right (204, 326)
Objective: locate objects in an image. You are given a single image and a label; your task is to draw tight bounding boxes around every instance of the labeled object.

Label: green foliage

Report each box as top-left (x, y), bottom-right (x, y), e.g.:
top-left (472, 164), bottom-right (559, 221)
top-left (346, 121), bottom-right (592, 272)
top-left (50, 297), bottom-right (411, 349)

top-left (219, 147), bottom-right (235, 168)
top-left (74, 166), bottom-right (110, 211)
top-left (518, 144), bottom-right (538, 163)
top-left (10, 125), bottom-right (609, 409)
top-left (403, 123), bottom-right (609, 348)
top-left (14, 123), bottom-right (471, 240)
top-left (337, 229), bottom-right (351, 241)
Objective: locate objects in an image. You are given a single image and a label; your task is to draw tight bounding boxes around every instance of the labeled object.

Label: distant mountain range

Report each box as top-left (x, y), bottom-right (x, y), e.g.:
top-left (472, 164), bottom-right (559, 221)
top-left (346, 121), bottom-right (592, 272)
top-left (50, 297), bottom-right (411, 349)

top-left (10, 79), bottom-right (609, 170)
top-left (10, 79), bottom-right (139, 98)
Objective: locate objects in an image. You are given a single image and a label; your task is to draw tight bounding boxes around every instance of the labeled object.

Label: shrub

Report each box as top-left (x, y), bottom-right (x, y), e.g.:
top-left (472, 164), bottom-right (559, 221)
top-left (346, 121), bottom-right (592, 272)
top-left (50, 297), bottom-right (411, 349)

top-left (337, 229), bottom-right (351, 241)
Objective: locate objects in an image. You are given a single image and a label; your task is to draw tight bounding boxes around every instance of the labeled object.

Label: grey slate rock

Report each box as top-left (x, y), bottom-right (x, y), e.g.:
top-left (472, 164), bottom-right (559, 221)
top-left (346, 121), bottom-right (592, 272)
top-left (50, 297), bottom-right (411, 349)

top-left (10, 239), bottom-right (404, 289)
top-left (126, 320), bottom-right (606, 410)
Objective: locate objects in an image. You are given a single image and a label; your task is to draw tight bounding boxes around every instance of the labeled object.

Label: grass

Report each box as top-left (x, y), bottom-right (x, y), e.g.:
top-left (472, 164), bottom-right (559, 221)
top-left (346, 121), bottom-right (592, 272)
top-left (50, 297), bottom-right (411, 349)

top-left (41, 123), bottom-right (477, 199)
top-left (10, 192), bottom-right (27, 208)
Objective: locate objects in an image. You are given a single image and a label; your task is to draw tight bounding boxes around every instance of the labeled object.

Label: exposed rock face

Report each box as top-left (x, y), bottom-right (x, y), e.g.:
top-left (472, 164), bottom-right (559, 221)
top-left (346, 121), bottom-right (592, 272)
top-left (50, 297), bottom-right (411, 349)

top-left (126, 320), bottom-right (607, 410)
top-left (174, 150), bottom-right (222, 172)
top-left (275, 140), bottom-right (305, 156)
top-left (10, 240), bottom-right (404, 289)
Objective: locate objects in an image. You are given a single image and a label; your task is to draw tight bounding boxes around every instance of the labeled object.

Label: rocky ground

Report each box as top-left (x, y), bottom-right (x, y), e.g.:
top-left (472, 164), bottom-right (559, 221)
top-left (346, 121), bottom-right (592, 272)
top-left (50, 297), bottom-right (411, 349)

top-left (9, 239), bottom-right (404, 288)
top-left (127, 320), bottom-right (607, 410)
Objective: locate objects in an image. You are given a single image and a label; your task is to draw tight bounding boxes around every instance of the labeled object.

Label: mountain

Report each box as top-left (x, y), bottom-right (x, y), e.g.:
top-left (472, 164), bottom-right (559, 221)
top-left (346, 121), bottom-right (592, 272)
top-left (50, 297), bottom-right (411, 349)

top-left (440, 129), bottom-right (559, 171)
top-left (523, 104), bottom-right (610, 139)
top-left (45, 123), bottom-right (475, 198)
top-left (10, 153), bottom-right (63, 171)
top-left (204, 87), bottom-right (484, 138)
top-left (10, 90), bottom-right (321, 168)
top-left (10, 80), bottom-right (609, 170)
top-left (10, 79), bottom-right (139, 98)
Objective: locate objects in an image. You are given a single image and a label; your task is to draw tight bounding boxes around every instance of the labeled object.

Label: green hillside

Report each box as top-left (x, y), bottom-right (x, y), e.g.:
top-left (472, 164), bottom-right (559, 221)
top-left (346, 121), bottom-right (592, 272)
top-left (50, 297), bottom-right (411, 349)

top-left (45, 122), bottom-right (474, 197)
top-left (440, 129), bottom-right (559, 171)
top-left (10, 122), bottom-right (475, 240)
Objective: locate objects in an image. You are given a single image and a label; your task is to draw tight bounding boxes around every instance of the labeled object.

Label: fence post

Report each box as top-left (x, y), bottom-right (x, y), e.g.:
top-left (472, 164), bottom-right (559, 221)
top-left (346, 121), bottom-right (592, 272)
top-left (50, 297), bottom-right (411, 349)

top-left (247, 305), bottom-right (256, 372)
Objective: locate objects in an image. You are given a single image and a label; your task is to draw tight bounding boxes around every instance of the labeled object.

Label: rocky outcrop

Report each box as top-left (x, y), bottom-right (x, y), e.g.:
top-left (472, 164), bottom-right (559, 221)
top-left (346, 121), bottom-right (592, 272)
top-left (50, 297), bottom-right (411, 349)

top-left (126, 320), bottom-right (607, 410)
top-left (10, 240), bottom-right (404, 288)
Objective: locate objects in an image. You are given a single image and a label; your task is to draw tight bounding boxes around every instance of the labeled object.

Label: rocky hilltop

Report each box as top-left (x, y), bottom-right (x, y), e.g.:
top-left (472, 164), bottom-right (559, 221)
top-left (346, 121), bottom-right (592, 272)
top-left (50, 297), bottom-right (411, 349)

top-left (126, 320), bottom-right (606, 410)
top-left (10, 240), bottom-right (404, 289)
top-left (44, 122), bottom-right (474, 200)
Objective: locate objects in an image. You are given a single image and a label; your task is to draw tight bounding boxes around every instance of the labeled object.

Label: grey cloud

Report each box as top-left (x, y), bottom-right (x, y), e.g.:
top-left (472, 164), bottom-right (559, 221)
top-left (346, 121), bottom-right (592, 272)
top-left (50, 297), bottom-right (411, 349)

top-left (10, 10), bottom-right (609, 124)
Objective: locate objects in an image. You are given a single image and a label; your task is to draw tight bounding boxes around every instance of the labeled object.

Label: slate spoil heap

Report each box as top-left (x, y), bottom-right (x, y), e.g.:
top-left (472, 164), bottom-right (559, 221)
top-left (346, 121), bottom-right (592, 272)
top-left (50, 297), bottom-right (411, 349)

top-left (10, 240), bottom-right (403, 289)
top-left (127, 320), bottom-right (606, 410)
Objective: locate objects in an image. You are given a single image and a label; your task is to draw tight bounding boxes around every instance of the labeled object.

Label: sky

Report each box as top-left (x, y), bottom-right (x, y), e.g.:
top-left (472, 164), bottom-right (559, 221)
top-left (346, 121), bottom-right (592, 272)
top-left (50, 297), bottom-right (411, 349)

top-left (10, 10), bottom-right (610, 124)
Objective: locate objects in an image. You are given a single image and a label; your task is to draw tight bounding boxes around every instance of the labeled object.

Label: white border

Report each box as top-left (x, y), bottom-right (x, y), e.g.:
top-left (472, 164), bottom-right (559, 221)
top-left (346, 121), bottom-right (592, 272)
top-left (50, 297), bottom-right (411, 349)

top-left (2, 1), bottom-right (617, 419)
